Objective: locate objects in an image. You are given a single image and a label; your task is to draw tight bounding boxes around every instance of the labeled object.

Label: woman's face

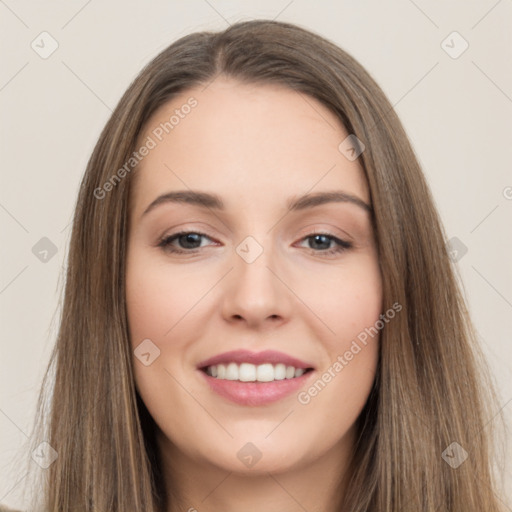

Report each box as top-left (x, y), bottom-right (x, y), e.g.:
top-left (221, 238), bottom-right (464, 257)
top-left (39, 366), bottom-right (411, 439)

top-left (126, 77), bottom-right (382, 476)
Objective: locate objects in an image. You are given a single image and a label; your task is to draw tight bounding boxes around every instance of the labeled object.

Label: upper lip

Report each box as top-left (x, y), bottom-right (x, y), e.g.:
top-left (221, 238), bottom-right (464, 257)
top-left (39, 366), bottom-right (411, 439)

top-left (197, 349), bottom-right (314, 370)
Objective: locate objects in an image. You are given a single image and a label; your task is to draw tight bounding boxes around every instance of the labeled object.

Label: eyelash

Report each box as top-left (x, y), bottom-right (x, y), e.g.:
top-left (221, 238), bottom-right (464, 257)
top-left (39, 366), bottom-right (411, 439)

top-left (157, 230), bottom-right (353, 256)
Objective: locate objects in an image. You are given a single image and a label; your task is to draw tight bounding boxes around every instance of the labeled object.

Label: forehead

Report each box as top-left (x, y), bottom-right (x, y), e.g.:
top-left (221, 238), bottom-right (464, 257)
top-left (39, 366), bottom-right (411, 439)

top-left (130, 78), bottom-right (369, 217)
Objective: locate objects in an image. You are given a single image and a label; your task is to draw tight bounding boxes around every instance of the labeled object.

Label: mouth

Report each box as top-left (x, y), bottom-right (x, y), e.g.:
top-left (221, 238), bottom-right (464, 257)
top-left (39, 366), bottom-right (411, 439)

top-left (196, 349), bottom-right (316, 406)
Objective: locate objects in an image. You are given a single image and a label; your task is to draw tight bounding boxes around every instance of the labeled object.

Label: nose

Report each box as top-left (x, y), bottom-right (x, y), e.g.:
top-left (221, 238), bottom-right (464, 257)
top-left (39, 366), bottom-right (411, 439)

top-left (220, 237), bottom-right (293, 329)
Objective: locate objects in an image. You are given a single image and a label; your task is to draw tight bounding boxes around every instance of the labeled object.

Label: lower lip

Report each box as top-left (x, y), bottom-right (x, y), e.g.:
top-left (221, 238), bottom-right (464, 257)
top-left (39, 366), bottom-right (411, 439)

top-left (198, 369), bottom-right (314, 406)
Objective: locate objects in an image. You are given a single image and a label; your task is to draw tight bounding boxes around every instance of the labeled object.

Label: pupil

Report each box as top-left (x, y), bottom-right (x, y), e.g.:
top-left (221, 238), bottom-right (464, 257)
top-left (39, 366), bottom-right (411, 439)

top-left (181, 233), bottom-right (201, 248)
top-left (312, 234), bottom-right (329, 250)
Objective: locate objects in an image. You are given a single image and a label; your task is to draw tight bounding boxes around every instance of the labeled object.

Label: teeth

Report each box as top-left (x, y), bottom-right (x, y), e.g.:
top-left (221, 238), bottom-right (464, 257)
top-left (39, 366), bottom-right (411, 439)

top-left (274, 363), bottom-right (286, 380)
top-left (239, 362), bottom-right (256, 382)
top-left (226, 362), bottom-right (238, 380)
top-left (205, 362), bottom-right (308, 382)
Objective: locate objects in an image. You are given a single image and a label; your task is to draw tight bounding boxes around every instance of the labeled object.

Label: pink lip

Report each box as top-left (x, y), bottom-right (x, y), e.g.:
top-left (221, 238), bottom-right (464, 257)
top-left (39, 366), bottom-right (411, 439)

top-left (196, 349), bottom-right (315, 406)
top-left (196, 349), bottom-right (314, 370)
top-left (199, 370), bottom-right (315, 406)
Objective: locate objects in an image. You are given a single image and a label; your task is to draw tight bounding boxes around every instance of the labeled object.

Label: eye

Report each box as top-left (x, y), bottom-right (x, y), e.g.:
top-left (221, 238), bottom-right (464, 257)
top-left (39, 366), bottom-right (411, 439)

top-left (158, 230), bottom-right (352, 256)
top-left (296, 232), bottom-right (352, 256)
top-left (158, 231), bottom-right (216, 254)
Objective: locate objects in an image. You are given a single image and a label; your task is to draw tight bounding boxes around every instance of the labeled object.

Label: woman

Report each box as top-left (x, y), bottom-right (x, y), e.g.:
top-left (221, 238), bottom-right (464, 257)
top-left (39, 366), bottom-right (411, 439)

top-left (17, 19), bottom-right (506, 511)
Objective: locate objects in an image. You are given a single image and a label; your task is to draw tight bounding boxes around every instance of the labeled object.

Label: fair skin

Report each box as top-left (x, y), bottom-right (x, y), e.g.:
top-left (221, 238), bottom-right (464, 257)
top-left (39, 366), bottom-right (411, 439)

top-left (126, 77), bottom-right (382, 512)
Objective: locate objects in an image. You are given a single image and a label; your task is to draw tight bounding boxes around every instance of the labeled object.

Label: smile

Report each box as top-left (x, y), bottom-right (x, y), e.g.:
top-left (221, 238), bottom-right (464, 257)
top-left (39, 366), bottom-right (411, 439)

top-left (197, 349), bottom-right (316, 406)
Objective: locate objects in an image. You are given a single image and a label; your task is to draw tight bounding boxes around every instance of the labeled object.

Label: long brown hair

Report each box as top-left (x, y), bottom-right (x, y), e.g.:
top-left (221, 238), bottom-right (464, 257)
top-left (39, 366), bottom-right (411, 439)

top-left (26, 19), bottom-right (507, 511)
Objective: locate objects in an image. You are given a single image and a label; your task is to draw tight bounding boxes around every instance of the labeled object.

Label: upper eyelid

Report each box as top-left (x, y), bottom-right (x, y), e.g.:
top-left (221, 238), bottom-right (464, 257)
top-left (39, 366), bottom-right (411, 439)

top-left (160, 220), bottom-right (353, 237)
top-left (160, 230), bottom-right (216, 243)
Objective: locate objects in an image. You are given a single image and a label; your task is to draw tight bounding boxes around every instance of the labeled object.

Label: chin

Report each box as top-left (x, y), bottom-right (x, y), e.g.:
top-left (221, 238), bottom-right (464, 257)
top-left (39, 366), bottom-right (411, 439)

top-left (210, 447), bottom-right (305, 475)
top-left (195, 432), bottom-right (313, 475)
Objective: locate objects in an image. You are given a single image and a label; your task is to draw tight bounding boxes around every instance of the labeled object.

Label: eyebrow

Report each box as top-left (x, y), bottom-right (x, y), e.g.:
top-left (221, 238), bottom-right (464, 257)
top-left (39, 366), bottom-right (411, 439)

top-left (141, 189), bottom-right (372, 218)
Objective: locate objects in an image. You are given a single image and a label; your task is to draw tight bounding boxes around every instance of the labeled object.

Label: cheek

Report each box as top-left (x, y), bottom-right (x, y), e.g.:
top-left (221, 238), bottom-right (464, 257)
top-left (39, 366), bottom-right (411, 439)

top-left (125, 254), bottom-right (204, 438)
top-left (299, 253), bottom-right (381, 405)
top-left (125, 255), bottom-right (209, 343)
top-left (125, 252), bottom-right (215, 408)
top-left (306, 252), bottom-right (383, 342)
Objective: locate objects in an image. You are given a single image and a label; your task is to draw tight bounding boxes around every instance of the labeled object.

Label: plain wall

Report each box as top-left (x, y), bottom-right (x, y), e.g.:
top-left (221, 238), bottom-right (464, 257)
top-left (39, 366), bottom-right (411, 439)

top-left (1, 0), bottom-right (511, 508)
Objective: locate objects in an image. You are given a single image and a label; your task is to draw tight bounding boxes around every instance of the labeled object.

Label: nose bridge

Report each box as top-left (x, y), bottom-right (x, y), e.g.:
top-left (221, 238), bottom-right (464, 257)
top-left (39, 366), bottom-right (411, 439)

top-left (234, 232), bottom-right (279, 296)
top-left (221, 231), bottom-right (290, 325)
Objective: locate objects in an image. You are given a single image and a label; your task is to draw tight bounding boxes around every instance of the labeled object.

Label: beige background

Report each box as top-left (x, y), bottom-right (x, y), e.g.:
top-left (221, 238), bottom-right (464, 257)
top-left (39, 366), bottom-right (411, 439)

top-left (1, 0), bottom-right (511, 508)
